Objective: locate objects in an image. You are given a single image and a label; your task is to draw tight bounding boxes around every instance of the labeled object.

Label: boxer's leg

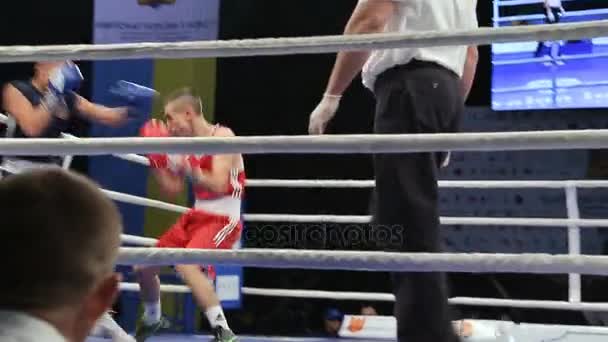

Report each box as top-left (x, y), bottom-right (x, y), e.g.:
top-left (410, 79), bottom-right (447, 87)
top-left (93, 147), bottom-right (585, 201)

top-left (135, 213), bottom-right (191, 341)
top-left (175, 214), bottom-right (240, 341)
top-left (91, 311), bottom-right (135, 341)
top-left (174, 264), bottom-right (225, 322)
top-left (372, 64), bottom-right (463, 342)
top-left (134, 265), bottom-right (163, 325)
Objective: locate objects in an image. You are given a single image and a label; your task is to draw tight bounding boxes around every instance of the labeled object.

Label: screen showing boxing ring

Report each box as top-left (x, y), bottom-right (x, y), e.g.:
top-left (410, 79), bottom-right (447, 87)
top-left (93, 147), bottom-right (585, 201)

top-left (492, 0), bottom-right (608, 110)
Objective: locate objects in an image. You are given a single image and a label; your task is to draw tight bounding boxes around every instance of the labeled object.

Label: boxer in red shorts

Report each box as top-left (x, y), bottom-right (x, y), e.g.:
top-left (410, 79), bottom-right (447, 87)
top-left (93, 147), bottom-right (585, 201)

top-left (134, 88), bottom-right (243, 342)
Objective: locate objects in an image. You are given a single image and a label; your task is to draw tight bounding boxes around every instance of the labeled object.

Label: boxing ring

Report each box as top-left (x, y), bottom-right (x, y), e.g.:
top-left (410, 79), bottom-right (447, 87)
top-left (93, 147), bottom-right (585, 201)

top-left (492, 0), bottom-right (608, 110)
top-left (3, 17), bottom-right (608, 342)
top-left (46, 133), bottom-right (608, 341)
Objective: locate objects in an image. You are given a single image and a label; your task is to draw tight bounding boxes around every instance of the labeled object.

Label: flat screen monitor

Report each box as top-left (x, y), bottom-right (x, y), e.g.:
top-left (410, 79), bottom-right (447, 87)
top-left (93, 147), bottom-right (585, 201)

top-left (492, 0), bottom-right (608, 110)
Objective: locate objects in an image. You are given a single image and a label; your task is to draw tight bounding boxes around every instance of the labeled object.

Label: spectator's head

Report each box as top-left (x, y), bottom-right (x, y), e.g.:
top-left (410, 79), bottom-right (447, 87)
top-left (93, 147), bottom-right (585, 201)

top-left (0, 169), bottom-right (122, 342)
top-left (323, 308), bottom-right (343, 336)
top-left (360, 304), bottom-right (378, 316)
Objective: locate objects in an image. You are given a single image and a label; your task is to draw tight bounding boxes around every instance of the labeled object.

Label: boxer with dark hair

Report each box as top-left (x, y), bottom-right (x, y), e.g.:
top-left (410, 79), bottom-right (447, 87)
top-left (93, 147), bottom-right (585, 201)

top-left (1, 61), bottom-right (155, 175)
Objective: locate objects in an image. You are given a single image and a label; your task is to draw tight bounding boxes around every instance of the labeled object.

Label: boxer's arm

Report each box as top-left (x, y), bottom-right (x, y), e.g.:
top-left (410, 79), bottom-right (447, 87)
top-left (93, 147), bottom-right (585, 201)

top-left (189, 127), bottom-right (237, 193)
top-left (2, 83), bottom-right (54, 136)
top-left (461, 46), bottom-right (478, 101)
top-left (153, 169), bottom-right (184, 198)
top-left (324, 0), bottom-right (396, 96)
top-left (74, 94), bottom-right (128, 127)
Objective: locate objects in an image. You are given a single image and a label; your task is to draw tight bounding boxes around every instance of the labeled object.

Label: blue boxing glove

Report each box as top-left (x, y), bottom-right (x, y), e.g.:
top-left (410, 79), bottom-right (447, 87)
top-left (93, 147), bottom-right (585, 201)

top-left (42, 61), bottom-right (84, 117)
top-left (109, 80), bottom-right (158, 118)
top-left (48, 61), bottom-right (83, 95)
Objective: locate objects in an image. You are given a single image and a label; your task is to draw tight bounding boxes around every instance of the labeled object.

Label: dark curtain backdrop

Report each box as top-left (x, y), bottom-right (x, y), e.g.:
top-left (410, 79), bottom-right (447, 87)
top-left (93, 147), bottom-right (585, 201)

top-left (0, 0), bottom-right (604, 335)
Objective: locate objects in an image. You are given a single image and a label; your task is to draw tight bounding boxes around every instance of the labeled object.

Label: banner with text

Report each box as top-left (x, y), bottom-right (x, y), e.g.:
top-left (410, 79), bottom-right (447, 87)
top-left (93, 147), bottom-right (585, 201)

top-left (94, 0), bottom-right (219, 43)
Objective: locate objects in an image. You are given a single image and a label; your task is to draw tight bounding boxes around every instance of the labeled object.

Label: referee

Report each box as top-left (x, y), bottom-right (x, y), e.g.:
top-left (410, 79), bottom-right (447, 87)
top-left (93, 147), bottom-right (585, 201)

top-left (535, 0), bottom-right (566, 59)
top-left (308, 1), bottom-right (479, 341)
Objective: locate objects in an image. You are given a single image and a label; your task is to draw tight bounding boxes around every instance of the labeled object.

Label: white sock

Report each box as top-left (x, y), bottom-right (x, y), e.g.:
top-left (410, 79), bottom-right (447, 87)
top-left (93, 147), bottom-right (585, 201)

top-left (205, 305), bottom-right (230, 330)
top-left (143, 300), bottom-right (161, 325)
top-left (92, 312), bottom-right (135, 342)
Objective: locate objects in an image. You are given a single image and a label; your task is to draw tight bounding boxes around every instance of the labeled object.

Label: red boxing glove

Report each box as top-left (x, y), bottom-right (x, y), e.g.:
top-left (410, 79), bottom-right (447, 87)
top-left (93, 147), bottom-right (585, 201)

top-left (148, 154), bottom-right (169, 169)
top-left (140, 119), bottom-right (170, 169)
top-left (179, 155), bottom-right (202, 176)
top-left (140, 119), bottom-right (169, 137)
top-left (186, 155), bottom-right (201, 169)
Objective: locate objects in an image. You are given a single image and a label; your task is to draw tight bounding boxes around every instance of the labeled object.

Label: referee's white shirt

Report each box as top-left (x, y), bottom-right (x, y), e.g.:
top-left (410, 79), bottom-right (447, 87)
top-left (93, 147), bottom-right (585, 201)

top-left (361, 0), bottom-right (479, 91)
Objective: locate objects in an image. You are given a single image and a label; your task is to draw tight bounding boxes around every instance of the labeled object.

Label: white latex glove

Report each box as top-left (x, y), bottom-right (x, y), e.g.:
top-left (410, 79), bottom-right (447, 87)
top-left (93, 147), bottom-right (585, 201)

top-left (547, 10), bottom-right (556, 23)
top-left (440, 151), bottom-right (451, 168)
top-left (308, 94), bottom-right (341, 135)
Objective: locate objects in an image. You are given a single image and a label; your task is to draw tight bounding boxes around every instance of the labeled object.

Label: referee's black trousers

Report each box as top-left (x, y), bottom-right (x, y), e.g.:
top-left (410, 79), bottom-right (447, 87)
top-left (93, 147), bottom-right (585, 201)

top-left (372, 60), bottom-right (464, 342)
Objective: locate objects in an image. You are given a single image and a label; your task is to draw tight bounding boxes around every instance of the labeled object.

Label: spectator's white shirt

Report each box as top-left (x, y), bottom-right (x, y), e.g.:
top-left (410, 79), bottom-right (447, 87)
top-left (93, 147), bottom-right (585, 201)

top-left (360, 0), bottom-right (479, 90)
top-left (0, 310), bottom-right (66, 342)
top-left (546, 0), bottom-right (562, 8)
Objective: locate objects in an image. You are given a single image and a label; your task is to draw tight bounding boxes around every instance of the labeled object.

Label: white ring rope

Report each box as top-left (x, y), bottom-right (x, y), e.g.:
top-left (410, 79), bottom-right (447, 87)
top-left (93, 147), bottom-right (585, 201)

top-left (249, 179), bottom-right (373, 188)
top-left (496, 9), bottom-right (608, 23)
top-left (5, 129), bottom-right (608, 156)
top-left (246, 179), bottom-right (608, 189)
top-left (245, 214), bottom-right (608, 227)
top-left (7, 114), bottom-right (608, 189)
top-left (62, 134), bottom-right (152, 164)
top-left (91, 178), bottom-right (608, 249)
top-left (119, 283), bottom-right (608, 312)
top-left (48, 138), bottom-right (608, 190)
top-left (5, 111), bottom-right (602, 239)
top-left (117, 248), bottom-right (608, 276)
top-left (447, 298), bottom-right (608, 312)
top-left (243, 288), bottom-right (608, 312)
top-left (0, 114), bottom-right (148, 166)
top-left (120, 282), bottom-right (191, 294)
top-left (241, 287), bottom-right (396, 302)
top-left (0, 113), bottom-right (151, 165)
top-left (103, 188), bottom-right (188, 214)
top-left (12, 114), bottom-right (608, 244)
top-left (121, 234), bottom-right (157, 246)
top-left (99, 185), bottom-right (608, 229)
top-left (5, 123), bottom-right (608, 308)
top-left (0, 21), bottom-right (606, 62)
top-left (496, 0), bottom-right (575, 6)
